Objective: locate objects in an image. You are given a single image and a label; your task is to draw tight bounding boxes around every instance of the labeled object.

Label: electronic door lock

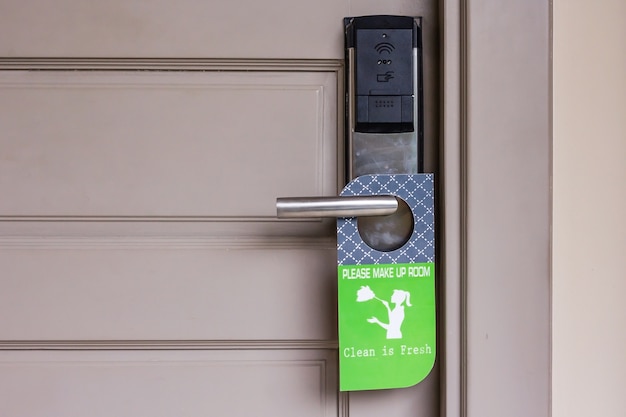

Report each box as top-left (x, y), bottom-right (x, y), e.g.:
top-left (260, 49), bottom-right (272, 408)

top-left (276, 15), bottom-right (423, 242)
top-left (345, 15), bottom-right (423, 180)
top-left (347, 15), bottom-right (417, 133)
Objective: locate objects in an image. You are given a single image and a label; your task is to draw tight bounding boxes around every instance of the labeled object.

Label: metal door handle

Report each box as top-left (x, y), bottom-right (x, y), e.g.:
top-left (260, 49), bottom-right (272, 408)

top-left (276, 195), bottom-right (398, 218)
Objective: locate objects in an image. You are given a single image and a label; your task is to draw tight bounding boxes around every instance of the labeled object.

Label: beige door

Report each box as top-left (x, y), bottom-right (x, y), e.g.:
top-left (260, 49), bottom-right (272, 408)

top-left (0, 1), bottom-right (440, 416)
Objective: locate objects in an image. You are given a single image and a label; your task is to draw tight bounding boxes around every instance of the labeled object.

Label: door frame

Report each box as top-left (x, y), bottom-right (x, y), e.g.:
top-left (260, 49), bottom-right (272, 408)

top-left (442, 0), bottom-right (551, 416)
top-left (0, 0), bottom-right (552, 414)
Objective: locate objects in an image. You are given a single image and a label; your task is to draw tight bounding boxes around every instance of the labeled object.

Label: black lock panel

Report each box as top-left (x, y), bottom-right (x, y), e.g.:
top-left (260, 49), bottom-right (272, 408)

top-left (344, 15), bottom-right (424, 176)
top-left (355, 29), bottom-right (414, 97)
top-left (346, 15), bottom-right (418, 133)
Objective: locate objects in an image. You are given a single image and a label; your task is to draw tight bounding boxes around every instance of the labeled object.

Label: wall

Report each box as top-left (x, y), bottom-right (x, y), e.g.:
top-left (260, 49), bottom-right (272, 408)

top-left (553, 1), bottom-right (626, 416)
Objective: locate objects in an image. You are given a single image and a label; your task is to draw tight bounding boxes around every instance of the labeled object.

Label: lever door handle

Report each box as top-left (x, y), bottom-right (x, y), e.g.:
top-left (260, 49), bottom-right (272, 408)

top-left (276, 196), bottom-right (398, 218)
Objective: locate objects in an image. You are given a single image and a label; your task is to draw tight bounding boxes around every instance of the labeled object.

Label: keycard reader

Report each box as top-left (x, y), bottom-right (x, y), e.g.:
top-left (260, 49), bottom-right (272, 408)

top-left (344, 16), bottom-right (423, 179)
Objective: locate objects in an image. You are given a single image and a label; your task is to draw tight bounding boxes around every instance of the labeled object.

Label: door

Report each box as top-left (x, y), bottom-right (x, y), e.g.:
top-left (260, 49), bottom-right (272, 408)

top-left (0, 1), bottom-right (440, 416)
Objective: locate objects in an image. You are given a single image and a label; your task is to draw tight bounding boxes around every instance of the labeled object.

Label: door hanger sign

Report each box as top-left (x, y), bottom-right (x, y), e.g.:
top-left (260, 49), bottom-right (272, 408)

top-left (337, 174), bottom-right (436, 391)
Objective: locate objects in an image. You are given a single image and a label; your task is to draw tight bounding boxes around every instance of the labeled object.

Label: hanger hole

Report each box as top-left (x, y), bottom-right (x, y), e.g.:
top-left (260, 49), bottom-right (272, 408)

top-left (357, 197), bottom-right (413, 252)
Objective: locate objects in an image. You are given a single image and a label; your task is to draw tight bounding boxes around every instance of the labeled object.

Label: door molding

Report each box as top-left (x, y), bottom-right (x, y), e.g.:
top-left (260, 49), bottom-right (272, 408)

top-left (0, 58), bottom-right (343, 71)
top-left (0, 340), bottom-right (339, 351)
top-left (442, 0), bottom-right (551, 416)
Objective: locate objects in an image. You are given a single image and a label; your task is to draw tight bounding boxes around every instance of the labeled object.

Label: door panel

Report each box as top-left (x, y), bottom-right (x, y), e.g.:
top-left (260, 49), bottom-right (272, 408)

top-left (0, 0), bottom-right (347, 59)
top-left (0, 245), bottom-right (337, 341)
top-left (0, 0), bottom-right (440, 416)
top-left (0, 350), bottom-right (337, 417)
top-left (0, 71), bottom-right (337, 218)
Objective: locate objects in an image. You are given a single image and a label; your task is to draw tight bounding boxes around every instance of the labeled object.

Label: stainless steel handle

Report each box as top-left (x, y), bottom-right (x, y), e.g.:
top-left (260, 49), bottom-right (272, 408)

top-left (276, 196), bottom-right (398, 218)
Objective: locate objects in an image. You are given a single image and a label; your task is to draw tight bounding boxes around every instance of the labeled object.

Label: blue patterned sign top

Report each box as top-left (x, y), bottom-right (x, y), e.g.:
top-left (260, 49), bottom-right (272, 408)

top-left (337, 174), bottom-right (435, 266)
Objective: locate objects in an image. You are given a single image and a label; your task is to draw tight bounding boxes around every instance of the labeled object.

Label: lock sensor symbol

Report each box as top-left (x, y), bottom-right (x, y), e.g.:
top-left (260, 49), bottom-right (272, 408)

top-left (376, 71), bottom-right (395, 82)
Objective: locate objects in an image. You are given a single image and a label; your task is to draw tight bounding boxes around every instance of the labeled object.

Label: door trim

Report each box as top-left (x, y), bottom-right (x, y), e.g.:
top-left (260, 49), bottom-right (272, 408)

top-left (441, 0), bottom-right (463, 415)
top-left (442, 0), bottom-right (551, 416)
top-left (0, 58), bottom-right (343, 71)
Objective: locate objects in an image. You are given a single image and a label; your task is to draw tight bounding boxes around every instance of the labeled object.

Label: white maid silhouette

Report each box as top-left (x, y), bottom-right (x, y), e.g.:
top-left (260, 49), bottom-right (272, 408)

top-left (357, 286), bottom-right (412, 339)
